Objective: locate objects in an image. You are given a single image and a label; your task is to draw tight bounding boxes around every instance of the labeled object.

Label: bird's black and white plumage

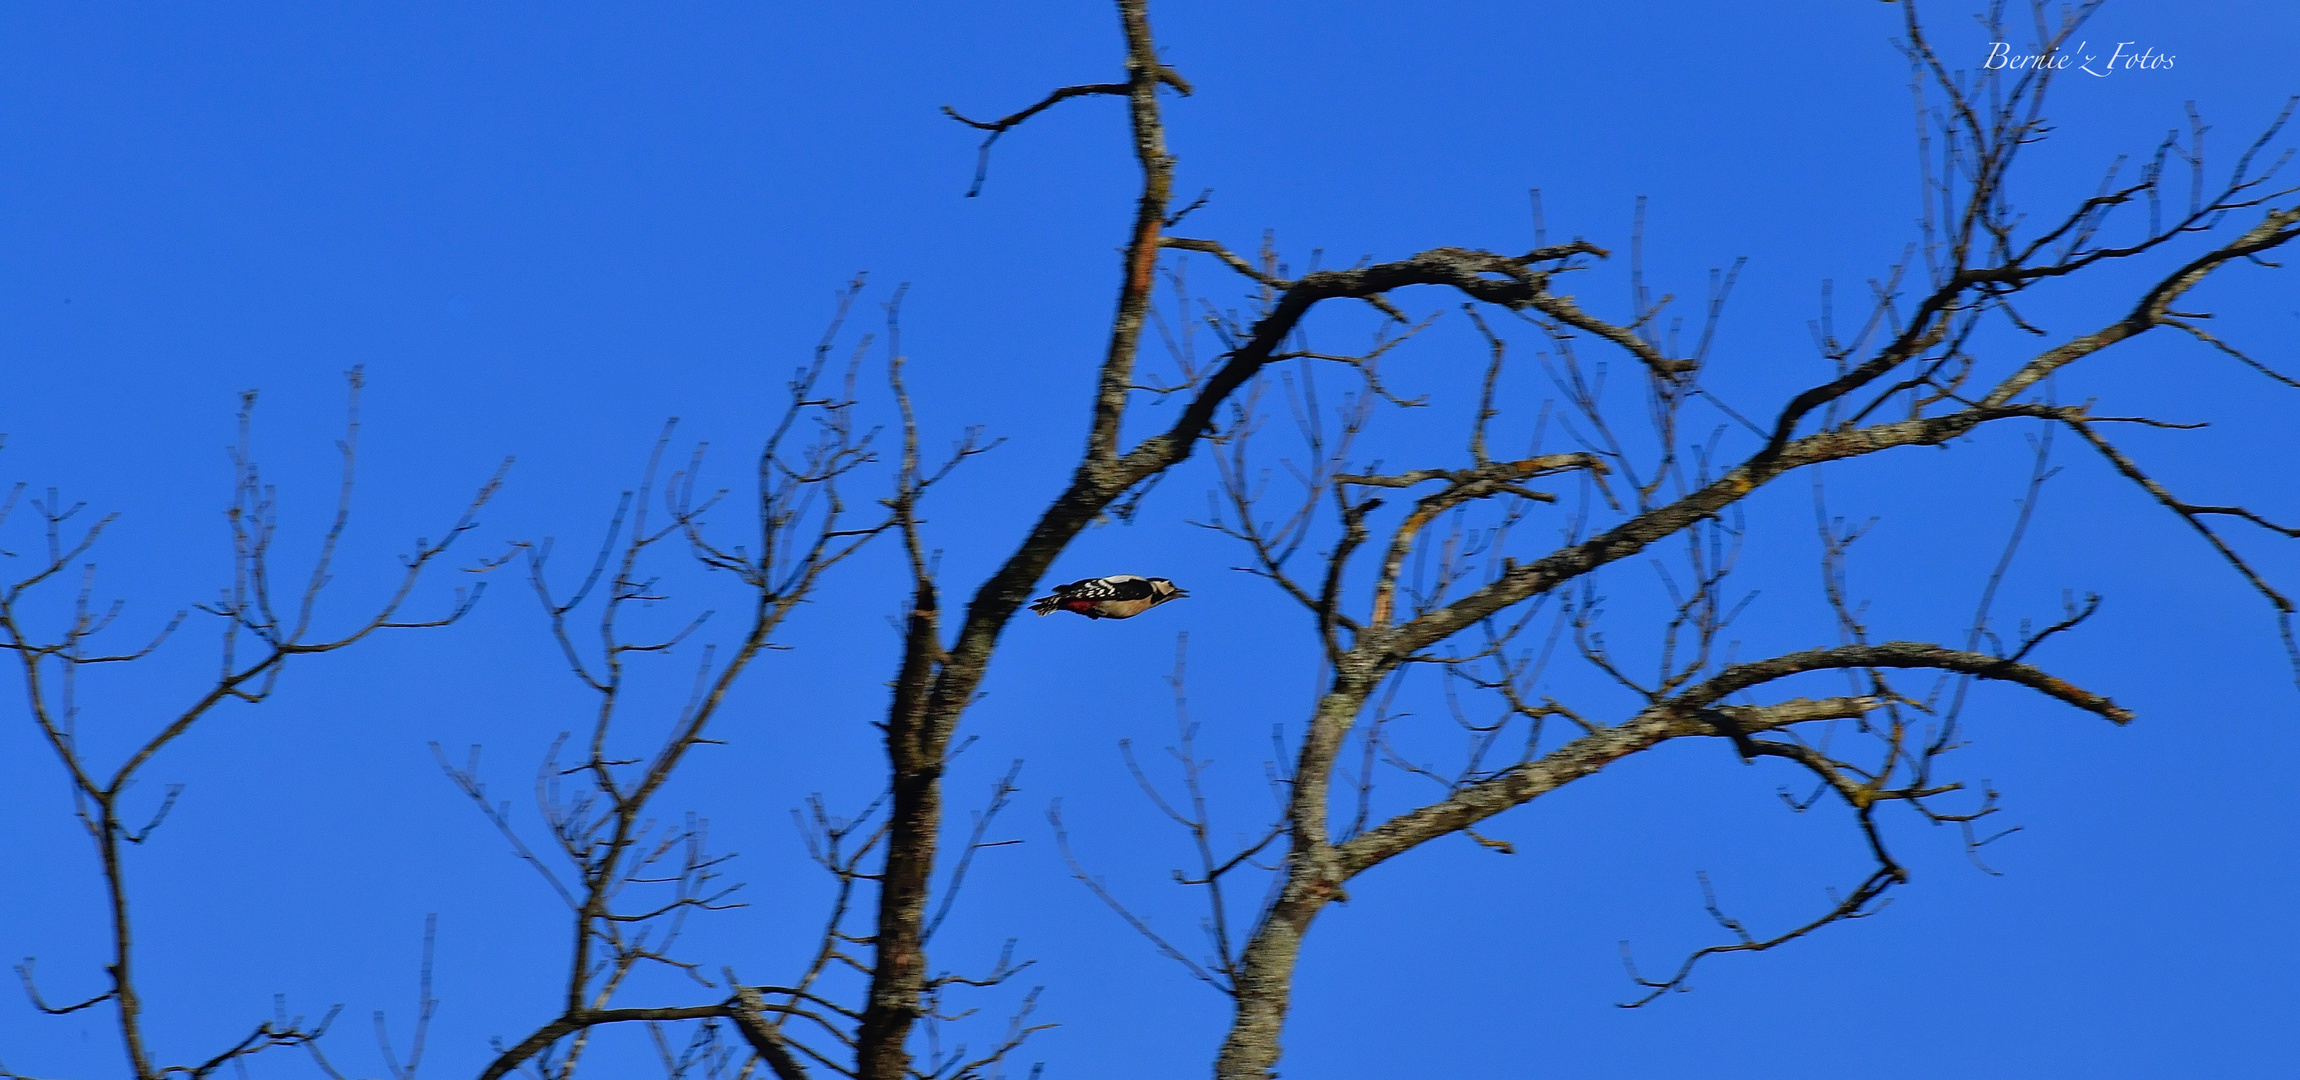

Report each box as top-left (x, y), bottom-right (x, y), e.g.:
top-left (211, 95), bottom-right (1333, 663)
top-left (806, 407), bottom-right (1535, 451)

top-left (1030, 575), bottom-right (1188, 620)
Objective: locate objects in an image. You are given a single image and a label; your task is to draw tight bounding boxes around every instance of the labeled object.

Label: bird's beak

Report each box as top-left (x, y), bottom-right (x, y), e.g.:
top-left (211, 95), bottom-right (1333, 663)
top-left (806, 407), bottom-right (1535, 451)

top-left (1172, 589), bottom-right (1190, 599)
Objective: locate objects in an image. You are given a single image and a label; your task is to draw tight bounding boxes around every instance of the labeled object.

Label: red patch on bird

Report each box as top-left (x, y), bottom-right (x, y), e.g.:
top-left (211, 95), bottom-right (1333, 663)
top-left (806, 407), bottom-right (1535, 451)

top-left (1062, 598), bottom-right (1097, 614)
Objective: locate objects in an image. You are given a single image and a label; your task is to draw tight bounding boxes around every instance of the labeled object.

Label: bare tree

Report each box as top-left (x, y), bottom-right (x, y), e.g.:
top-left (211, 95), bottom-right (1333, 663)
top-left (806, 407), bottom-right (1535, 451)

top-left (4, 372), bottom-right (504, 1080)
top-left (1039, 2), bottom-right (2300, 1076)
top-left (7, 1), bottom-right (2296, 1078)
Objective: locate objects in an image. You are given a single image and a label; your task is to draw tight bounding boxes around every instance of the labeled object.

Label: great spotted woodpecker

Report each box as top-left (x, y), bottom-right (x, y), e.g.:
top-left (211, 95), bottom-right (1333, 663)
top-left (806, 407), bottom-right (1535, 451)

top-left (1029, 575), bottom-right (1188, 620)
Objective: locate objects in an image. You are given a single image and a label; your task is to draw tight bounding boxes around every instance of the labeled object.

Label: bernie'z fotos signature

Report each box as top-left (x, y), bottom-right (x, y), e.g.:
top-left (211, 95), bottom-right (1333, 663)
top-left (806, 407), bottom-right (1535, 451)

top-left (1984, 40), bottom-right (2174, 76)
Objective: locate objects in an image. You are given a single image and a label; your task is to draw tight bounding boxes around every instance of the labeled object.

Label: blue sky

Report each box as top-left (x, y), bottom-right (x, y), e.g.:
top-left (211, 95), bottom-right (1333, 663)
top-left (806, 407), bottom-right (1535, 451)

top-left (2, 2), bottom-right (2296, 1077)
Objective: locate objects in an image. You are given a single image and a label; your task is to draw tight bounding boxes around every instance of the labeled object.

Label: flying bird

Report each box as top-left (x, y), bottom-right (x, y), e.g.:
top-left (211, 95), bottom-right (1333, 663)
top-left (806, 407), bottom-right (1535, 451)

top-left (1029, 575), bottom-right (1188, 620)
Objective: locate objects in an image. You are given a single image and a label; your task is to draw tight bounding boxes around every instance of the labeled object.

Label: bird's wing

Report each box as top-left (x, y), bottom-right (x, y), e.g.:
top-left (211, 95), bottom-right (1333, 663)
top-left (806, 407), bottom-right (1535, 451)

top-left (1067, 576), bottom-right (1154, 601)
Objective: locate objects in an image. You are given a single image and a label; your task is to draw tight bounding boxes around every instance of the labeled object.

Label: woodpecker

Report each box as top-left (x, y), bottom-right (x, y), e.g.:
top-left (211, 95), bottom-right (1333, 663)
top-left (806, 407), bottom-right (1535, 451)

top-left (1029, 575), bottom-right (1188, 620)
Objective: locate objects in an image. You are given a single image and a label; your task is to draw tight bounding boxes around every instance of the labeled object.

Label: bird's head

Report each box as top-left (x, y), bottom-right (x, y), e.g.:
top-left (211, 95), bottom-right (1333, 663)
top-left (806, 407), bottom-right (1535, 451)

top-left (1149, 578), bottom-right (1187, 602)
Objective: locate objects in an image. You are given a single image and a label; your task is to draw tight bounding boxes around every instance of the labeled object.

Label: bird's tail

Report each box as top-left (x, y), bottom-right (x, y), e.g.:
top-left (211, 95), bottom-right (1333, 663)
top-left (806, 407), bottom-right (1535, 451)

top-left (1029, 595), bottom-right (1059, 616)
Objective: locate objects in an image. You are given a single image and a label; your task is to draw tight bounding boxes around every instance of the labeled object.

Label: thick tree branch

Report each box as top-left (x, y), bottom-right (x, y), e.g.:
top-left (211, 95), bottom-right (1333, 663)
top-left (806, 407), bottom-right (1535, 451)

top-left (1339, 642), bottom-right (2127, 876)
